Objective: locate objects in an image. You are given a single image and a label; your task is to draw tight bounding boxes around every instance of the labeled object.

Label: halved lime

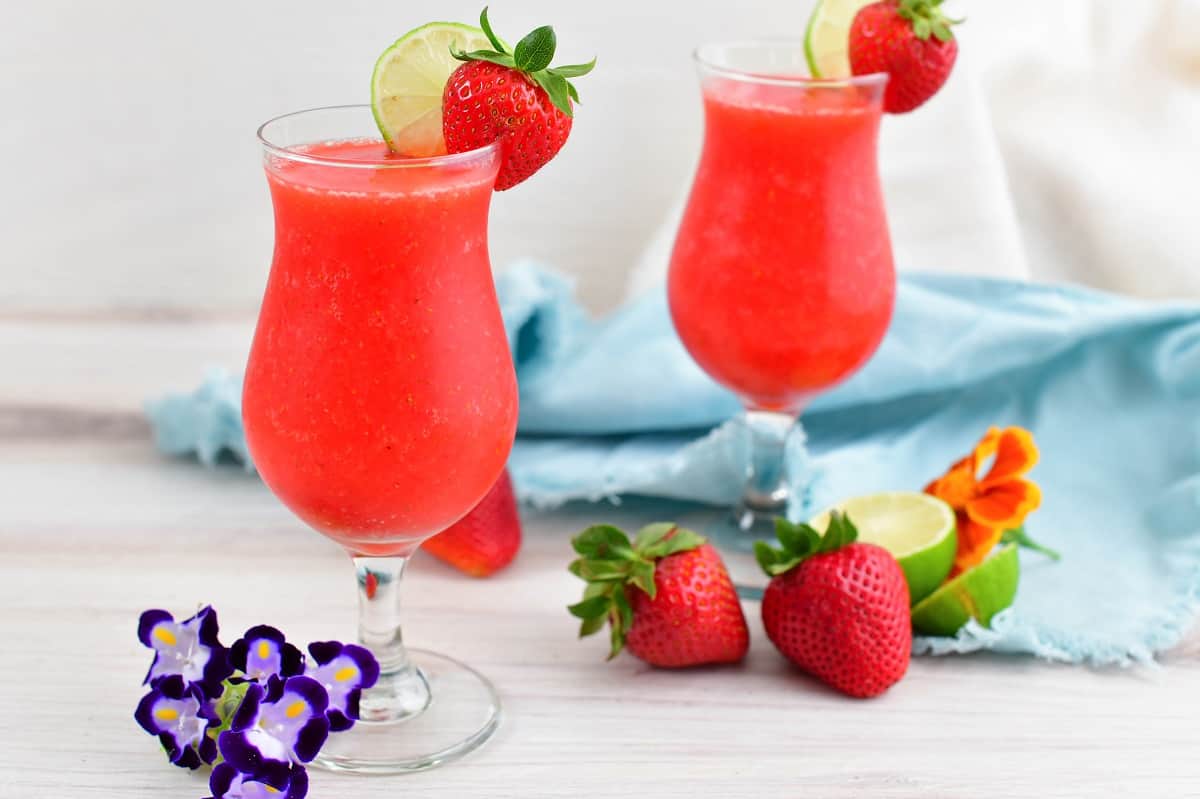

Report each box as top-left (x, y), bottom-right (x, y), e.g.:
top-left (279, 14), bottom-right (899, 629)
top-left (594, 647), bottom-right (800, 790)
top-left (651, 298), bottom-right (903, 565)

top-left (810, 492), bottom-right (957, 604)
top-left (370, 22), bottom-right (493, 156)
top-left (804, 0), bottom-right (874, 78)
top-left (911, 545), bottom-right (1020, 636)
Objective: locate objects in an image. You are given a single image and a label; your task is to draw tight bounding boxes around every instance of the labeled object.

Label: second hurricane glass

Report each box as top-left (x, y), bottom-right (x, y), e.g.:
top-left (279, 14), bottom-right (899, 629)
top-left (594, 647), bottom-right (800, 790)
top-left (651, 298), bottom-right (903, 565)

top-left (243, 106), bottom-right (517, 773)
top-left (668, 43), bottom-right (896, 545)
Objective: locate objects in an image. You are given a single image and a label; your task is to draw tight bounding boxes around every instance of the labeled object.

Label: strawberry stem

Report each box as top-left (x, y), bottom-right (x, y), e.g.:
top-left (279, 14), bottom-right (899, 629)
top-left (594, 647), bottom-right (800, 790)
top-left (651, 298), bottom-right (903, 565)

top-left (755, 512), bottom-right (861, 577)
top-left (898, 0), bottom-right (960, 42)
top-left (451, 7), bottom-right (596, 117)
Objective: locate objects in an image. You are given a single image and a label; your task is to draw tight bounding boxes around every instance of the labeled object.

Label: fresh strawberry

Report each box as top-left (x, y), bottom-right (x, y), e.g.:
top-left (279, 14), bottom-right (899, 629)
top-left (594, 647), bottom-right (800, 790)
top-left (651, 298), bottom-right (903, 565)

top-left (422, 469), bottom-right (521, 577)
top-left (567, 523), bottom-right (749, 668)
top-left (443, 8), bottom-right (595, 190)
top-left (756, 512), bottom-right (911, 697)
top-left (848, 0), bottom-right (959, 114)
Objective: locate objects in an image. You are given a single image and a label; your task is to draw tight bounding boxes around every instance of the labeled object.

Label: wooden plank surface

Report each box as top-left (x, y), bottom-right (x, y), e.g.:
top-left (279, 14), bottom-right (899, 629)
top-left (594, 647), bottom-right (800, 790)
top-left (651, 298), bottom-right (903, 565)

top-left (1, 318), bottom-right (1198, 798)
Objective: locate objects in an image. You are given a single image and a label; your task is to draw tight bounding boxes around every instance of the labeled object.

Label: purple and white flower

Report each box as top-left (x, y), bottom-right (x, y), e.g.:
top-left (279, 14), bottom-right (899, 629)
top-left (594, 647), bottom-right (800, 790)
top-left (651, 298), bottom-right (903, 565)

top-left (217, 675), bottom-right (330, 787)
top-left (230, 625), bottom-right (304, 685)
top-left (138, 606), bottom-right (232, 696)
top-left (208, 762), bottom-right (308, 799)
top-left (305, 641), bottom-right (380, 731)
top-left (134, 604), bottom-right (385, 795)
top-left (134, 674), bottom-right (219, 769)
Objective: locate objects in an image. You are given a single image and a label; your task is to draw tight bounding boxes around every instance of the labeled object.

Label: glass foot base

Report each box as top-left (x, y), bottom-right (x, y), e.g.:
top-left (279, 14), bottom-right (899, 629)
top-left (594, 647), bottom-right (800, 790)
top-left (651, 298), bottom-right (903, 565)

top-left (312, 649), bottom-right (500, 775)
top-left (676, 505), bottom-right (780, 600)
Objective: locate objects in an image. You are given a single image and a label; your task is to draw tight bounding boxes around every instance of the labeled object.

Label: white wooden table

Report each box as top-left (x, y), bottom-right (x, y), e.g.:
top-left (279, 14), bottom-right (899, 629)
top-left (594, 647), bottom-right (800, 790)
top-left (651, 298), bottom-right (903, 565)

top-left (3, 315), bottom-right (1199, 798)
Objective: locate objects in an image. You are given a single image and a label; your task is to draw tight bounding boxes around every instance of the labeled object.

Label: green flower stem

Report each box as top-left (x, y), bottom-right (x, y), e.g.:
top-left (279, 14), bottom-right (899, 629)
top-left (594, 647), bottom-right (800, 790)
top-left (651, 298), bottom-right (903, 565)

top-left (204, 679), bottom-right (251, 765)
top-left (1001, 527), bottom-right (1062, 561)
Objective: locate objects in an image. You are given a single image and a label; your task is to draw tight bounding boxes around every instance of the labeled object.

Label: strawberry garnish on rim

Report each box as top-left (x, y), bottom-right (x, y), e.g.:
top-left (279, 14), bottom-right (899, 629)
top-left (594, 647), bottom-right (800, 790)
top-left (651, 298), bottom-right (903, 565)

top-left (849, 0), bottom-right (960, 114)
top-left (442, 7), bottom-right (596, 190)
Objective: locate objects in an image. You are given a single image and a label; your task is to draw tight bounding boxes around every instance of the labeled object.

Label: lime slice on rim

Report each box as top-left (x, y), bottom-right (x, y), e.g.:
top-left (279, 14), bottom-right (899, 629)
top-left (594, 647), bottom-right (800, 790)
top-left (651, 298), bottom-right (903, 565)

top-left (911, 545), bottom-right (1020, 636)
top-left (370, 22), bottom-right (493, 157)
top-left (809, 492), bottom-right (958, 605)
top-left (804, 0), bottom-right (874, 78)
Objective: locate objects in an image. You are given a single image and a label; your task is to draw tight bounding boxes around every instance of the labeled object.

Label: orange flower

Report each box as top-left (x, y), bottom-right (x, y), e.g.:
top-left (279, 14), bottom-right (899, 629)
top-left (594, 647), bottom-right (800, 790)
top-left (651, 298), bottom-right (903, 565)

top-left (925, 427), bottom-right (1041, 576)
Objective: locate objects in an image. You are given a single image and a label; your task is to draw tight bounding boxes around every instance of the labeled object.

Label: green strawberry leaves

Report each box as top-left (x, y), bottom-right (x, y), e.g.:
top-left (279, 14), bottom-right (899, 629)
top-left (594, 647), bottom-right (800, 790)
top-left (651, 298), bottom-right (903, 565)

top-left (898, 0), bottom-right (961, 42)
top-left (567, 522), bottom-right (705, 659)
top-left (567, 595), bottom-right (611, 619)
top-left (634, 522), bottom-right (704, 558)
top-left (755, 511), bottom-right (861, 577)
top-left (549, 59), bottom-right (597, 79)
top-left (571, 524), bottom-right (636, 560)
top-left (514, 25), bottom-right (556, 73)
top-left (479, 5), bottom-right (506, 52)
top-left (451, 7), bottom-right (596, 117)
top-left (452, 49), bottom-right (517, 69)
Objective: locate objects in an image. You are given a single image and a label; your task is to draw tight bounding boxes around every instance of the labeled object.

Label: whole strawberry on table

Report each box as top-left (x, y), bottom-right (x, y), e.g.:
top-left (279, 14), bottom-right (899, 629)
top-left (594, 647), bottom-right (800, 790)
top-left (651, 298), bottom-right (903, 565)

top-left (567, 523), bottom-right (750, 668)
top-left (423, 469), bottom-right (522, 577)
top-left (756, 513), bottom-right (911, 698)
top-left (567, 513), bottom-right (913, 699)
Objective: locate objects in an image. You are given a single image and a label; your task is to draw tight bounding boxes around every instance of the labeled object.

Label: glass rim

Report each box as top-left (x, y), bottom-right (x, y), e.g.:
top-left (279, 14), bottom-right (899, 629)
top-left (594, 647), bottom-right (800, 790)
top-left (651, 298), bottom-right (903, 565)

top-left (693, 40), bottom-right (889, 88)
top-left (257, 104), bottom-right (501, 170)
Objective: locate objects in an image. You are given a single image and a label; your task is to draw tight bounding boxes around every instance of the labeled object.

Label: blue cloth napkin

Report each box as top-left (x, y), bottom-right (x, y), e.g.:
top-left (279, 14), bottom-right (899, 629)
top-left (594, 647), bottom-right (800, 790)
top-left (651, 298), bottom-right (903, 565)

top-left (148, 262), bottom-right (1200, 666)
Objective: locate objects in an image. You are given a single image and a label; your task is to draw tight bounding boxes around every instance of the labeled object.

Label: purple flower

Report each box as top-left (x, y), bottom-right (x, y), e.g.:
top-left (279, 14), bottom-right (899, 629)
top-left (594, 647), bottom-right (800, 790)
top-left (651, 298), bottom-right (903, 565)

top-left (217, 675), bottom-right (330, 787)
top-left (208, 762), bottom-right (308, 799)
top-left (138, 606), bottom-right (232, 696)
top-left (134, 675), bottom-right (219, 769)
top-left (305, 641), bottom-right (380, 731)
top-left (230, 626), bottom-right (304, 685)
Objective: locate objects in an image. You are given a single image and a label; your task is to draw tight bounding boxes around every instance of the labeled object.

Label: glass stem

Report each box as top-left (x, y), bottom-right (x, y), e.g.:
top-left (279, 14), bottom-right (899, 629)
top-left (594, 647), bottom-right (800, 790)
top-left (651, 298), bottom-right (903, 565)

top-left (736, 410), bottom-right (796, 531)
top-left (353, 556), bottom-right (432, 722)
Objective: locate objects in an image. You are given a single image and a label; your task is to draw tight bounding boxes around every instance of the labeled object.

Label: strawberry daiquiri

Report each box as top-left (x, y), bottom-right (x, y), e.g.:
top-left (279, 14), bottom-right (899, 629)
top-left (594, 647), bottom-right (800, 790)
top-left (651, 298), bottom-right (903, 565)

top-left (668, 42), bottom-right (895, 538)
top-left (669, 74), bottom-right (895, 412)
top-left (246, 115), bottom-right (516, 772)
top-left (244, 137), bottom-right (517, 558)
top-left (243, 8), bottom-right (594, 774)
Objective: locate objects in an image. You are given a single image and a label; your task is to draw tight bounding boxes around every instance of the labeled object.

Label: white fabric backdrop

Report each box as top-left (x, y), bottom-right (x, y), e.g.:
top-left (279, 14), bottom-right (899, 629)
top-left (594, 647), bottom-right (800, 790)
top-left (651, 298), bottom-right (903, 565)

top-left (968, 0), bottom-right (1200, 301)
top-left (1, 0), bottom-right (1196, 312)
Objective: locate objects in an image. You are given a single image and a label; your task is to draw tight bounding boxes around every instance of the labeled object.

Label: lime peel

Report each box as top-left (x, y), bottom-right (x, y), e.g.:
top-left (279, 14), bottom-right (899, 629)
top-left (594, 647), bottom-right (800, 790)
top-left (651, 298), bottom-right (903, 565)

top-left (911, 544), bottom-right (1020, 636)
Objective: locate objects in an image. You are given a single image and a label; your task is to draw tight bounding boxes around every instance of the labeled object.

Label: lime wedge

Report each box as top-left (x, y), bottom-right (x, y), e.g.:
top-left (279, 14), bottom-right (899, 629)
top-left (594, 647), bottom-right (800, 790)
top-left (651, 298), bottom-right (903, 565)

top-left (810, 492), bottom-right (957, 605)
top-left (371, 22), bottom-right (493, 156)
top-left (804, 0), bottom-right (874, 78)
top-left (911, 545), bottom-right (1020, 636)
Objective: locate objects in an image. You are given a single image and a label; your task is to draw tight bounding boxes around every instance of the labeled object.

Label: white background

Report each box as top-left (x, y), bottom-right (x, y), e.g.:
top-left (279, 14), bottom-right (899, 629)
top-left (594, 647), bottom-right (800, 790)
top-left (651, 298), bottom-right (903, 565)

top-left (2, 0), bottom-right (1198, 313)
